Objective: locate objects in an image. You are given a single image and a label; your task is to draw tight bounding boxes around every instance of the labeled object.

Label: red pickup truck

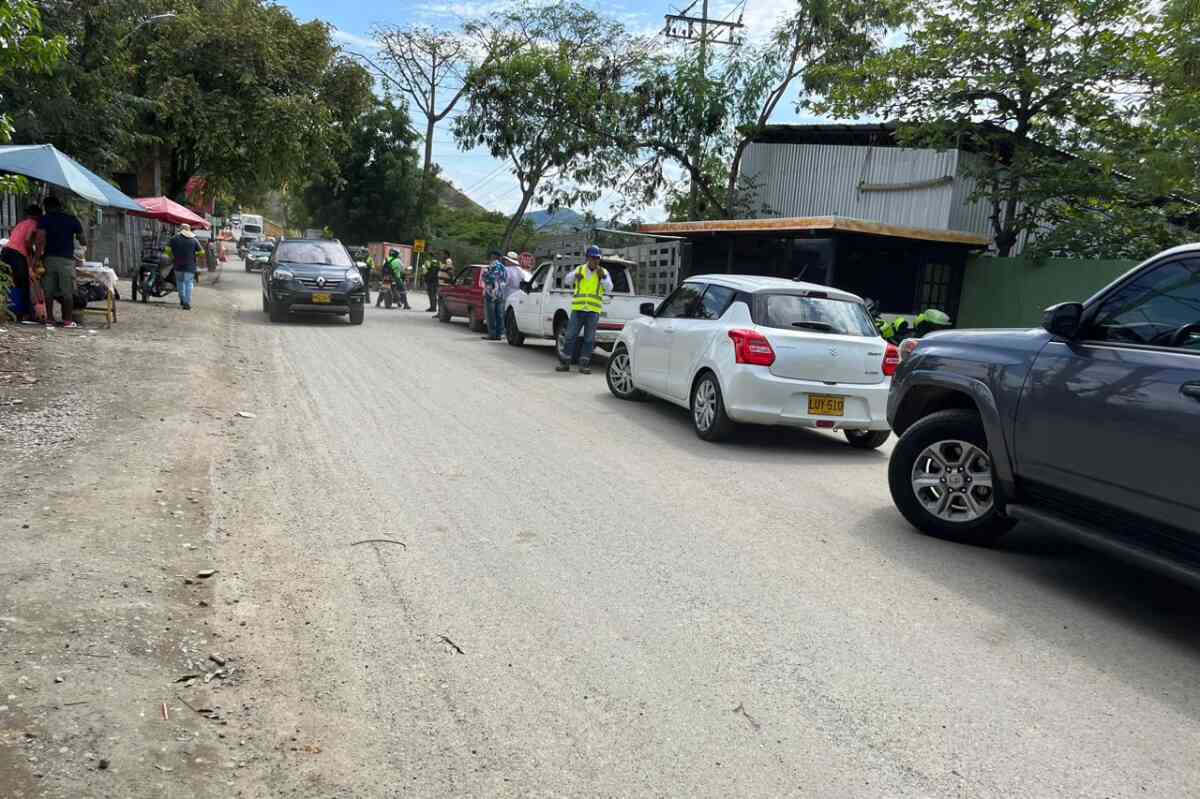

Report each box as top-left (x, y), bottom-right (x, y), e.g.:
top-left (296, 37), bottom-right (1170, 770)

top-left (436, 264), bottom-right (488, 332)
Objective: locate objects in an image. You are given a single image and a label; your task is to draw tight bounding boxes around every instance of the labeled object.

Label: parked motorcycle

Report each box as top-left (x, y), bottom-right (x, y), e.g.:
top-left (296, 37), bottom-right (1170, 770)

top-left (135, 256), bottom-right (179, 303)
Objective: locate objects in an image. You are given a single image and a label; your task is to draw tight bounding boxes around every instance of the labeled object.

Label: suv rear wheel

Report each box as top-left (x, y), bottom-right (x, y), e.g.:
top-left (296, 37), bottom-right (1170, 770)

top-left (888, 409), bottom-right (1014, 543)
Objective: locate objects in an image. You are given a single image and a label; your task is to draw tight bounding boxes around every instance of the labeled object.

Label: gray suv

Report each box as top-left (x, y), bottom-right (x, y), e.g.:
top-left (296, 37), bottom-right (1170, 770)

top-left (887, 245), bottom-right (1200, 583)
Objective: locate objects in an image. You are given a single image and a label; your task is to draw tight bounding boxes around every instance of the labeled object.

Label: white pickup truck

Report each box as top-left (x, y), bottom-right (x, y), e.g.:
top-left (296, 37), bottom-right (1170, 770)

top-left (503, 257), bottom-right (661, 354)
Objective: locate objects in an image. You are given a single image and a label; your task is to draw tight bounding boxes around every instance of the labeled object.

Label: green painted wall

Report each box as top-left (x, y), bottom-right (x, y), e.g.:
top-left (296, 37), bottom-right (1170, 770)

top-left (957, 256), bottom-right (1137, 328)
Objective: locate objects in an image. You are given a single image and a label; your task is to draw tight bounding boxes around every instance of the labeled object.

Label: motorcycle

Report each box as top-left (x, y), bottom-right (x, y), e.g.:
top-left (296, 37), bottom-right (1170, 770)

top-left (377, 273), bottom-right (409, 309)
top-left (135, 256), bottom-right (179, 303)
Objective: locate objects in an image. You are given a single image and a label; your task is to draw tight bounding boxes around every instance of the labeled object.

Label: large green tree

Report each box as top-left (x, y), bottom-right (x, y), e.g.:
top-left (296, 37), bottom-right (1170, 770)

top-left (0, 0), bottom-right (65, 146)
top-left (143, 1), bottom-right (373, 205)
top-left (809, 0), bottom-right (1162, 256)
top-left (2, 0), bottom-right (175, 178)
top-left (453, 4), bottom-right (637, 249)
top-left (1, 0), bottom-right (372, 207)
top-left (297, 101), bottom-right (423, 244)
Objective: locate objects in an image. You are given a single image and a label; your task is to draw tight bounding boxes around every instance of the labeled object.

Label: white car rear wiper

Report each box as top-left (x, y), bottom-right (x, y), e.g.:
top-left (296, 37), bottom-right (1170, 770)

top-left (791, 321), bottom-right (836, 332)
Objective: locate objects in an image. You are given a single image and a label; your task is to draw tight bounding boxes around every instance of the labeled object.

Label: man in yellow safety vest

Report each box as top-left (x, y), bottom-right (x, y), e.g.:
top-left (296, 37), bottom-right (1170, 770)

top-left (556, 245), bottom-right (613, 374)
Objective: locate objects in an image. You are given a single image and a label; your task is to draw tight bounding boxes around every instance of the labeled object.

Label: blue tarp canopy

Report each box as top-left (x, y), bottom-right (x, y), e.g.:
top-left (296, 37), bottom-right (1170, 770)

top-left (0, 144), bottom-right (144, 212)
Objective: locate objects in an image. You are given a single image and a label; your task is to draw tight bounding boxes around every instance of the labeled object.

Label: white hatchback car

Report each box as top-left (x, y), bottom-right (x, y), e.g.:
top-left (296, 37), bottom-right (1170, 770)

top-left (606, 275), bottom-right (899, 448)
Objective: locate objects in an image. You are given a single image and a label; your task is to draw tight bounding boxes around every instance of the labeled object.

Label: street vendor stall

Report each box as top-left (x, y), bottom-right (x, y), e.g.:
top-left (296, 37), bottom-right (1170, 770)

top-left (0, 144), bottom-right (143, 325)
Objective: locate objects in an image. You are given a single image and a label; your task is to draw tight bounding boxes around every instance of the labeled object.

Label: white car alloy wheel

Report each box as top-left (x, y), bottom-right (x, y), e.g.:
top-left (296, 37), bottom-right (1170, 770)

top-left (693, 379), bottom-right (717, 431)
top-left (609, 351), bottom-right (634, 395)
top-left (910, 439), bottom-right (995, 522)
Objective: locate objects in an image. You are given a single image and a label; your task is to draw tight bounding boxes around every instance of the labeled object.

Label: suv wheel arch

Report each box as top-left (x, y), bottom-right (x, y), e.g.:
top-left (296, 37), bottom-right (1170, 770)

top-left (893, 374), bottom-right (1015, 495)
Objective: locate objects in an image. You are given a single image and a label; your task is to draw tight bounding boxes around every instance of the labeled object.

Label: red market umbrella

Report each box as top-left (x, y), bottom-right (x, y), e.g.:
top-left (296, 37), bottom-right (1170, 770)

top-left (134, 196), bottom-right (210, 229)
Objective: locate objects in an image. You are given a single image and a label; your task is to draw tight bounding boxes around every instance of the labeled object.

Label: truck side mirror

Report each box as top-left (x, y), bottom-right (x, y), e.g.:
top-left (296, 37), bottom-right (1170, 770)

top-left (640, 302), bottom-right (656, 316)
top-left (1042, 302), bottom-right (1083, 339)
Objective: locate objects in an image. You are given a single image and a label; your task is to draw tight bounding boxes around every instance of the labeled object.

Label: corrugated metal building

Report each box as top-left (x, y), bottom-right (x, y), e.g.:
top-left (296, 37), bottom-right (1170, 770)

top-left (740, 123), bottom-right (1027, 255)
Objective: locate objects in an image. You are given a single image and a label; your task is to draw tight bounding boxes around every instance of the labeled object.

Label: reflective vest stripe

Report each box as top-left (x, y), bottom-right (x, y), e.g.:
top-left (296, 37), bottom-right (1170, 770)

top-left (571, 267), bottom-right (604, 313)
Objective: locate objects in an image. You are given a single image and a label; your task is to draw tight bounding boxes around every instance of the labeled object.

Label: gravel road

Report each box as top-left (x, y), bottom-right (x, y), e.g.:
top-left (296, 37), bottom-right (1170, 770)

top-left (4, 267), bottom-right (1200, 798)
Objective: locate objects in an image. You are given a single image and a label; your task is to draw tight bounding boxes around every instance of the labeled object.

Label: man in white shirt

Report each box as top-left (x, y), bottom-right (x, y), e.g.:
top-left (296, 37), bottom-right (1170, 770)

top-left (556, 245), bottom-right (614, 374)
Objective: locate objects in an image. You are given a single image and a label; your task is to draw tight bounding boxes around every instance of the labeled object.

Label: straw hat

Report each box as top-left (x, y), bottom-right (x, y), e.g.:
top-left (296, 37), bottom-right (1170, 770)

top-left (179, 224), bottom-right (195, 238)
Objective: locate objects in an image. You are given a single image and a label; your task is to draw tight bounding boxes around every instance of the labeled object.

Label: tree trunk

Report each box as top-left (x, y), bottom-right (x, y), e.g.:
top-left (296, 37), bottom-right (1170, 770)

top-left (419, 113), bottom-right (436, 233)
top-left (502, 187), bottom-right (537, 251)
top-left (725, 138), bottom-right (751, 218)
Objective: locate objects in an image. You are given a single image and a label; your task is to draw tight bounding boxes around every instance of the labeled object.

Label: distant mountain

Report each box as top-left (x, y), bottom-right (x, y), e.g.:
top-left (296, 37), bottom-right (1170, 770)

top-left (435, 177), bottom-right (486, 214)
top-left (524, 208), bottom-right (586, 230)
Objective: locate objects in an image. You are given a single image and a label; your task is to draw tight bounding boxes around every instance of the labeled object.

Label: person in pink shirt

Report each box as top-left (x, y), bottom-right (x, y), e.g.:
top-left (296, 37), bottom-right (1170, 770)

top-left (2, 204), bottom-right (43, 323)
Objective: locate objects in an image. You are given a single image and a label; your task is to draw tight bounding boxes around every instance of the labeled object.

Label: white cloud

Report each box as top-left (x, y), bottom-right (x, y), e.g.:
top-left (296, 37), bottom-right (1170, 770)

top-left (332, 28), bottom-right (377, 52)
top-left (411, 0), bottom-right (513, 21)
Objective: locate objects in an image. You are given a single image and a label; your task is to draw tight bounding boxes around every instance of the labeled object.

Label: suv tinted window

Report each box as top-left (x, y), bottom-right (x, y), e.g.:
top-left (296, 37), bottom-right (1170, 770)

top-left (274, 241), bottom-right (352, 267)
top-left (760, 294), bottom-right (877, 336)
top-left (657, 283), bottom-right (704, 319)
top-left (1088, 258), bottom-right (1200, 350)
top-left (696, 284), bottom-right (736, 320)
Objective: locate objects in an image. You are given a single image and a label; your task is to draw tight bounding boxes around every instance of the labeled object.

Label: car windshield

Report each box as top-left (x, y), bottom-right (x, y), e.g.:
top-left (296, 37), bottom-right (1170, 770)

top-left (242, 224), bottom-right (262, 234)
top-left (274, 241), bottom-right (353, 267)
top-left (761, 293), bottom-right (878, 337)
top-left (252, 243), bottom-right (273, 252)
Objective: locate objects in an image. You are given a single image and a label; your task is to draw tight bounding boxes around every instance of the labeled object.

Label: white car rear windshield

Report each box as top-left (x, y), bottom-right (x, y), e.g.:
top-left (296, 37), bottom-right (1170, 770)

top-left (761, 294), bottom-right (877, 337)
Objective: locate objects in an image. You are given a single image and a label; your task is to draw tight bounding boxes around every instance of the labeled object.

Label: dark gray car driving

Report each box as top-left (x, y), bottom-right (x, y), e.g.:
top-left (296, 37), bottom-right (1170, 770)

top-left (886, 244), bottom-right (1200, 584)
top-left (262, 239), bottom-right (367, 325)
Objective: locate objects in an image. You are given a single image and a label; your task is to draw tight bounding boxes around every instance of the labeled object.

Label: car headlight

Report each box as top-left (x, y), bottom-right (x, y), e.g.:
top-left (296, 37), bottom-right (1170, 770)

top-left (272, 268), bottom-right (294, 282)
top-left (346, 269), bottom-right (363, 286)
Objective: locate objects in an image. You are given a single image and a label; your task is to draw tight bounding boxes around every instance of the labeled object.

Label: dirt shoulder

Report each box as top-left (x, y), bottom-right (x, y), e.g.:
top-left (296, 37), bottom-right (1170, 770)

top-left (0, 275), bottom-right (261, 798)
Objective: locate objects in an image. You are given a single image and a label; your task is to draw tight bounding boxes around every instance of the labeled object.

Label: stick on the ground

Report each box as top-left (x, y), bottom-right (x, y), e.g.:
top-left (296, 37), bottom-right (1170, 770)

top-left (439, 635), bottom-right (464, 655)
top-left (350, 539), bottom-right (407, 548)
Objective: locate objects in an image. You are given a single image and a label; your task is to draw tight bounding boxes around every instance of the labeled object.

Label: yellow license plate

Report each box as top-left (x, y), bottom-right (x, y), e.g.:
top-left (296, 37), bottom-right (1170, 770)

top-left (808, 395), bottom-right (845, 416)
top-left (311, 292), bottom-right (331, 304)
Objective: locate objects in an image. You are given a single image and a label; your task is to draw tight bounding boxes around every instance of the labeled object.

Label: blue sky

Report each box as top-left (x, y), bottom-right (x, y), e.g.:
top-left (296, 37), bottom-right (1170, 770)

top-left (278, 0), bottom-right (808, 220)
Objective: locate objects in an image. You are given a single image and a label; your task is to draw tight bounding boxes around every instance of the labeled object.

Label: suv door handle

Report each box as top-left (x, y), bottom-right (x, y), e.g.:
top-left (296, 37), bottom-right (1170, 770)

top-left (1182, 383), bottom-right (1200, 401)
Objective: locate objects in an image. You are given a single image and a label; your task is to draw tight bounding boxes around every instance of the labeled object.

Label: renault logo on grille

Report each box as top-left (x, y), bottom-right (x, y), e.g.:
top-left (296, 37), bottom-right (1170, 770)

top-left (316, 276), bottom-right (326, 287)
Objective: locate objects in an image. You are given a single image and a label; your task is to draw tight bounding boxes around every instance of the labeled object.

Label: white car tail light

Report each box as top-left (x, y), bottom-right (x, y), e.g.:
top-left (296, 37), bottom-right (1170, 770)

top-left (883, 342), bottom-right (901, 376)
top-left (728, 329), bottom-right (776, 366)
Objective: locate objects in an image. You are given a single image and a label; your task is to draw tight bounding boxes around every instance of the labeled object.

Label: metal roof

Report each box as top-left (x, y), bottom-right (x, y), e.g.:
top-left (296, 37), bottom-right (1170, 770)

top-left (638, 216), bottom-right (990, 247)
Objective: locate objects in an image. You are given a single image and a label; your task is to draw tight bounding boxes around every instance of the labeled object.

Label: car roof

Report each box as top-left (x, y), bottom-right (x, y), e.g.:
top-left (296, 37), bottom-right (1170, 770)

top-left (684, 273), bottom-right (865, 303)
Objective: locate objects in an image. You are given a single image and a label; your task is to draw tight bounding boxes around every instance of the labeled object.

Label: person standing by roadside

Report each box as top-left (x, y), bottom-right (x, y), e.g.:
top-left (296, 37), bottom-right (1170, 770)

top-left (33, 196), bottom-right (86, 328)
top-left (2, 204), bottom-right (42, 323)
top-left (168, 224), bottom-right (203, 310)
top-left (482, 250), bottom-right (508, 340)
top-left (556, 245), bottom-right (612, 374)
top-left (423, 252), bottom-right (441, 313)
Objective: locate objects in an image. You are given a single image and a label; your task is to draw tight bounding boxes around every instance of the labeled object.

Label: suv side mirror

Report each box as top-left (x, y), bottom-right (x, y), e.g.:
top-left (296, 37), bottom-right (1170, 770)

top-left (520, 280), bottom-right (531, 293)
top-left (640, 302), bottom-right (656, 316)
top-left (1042, 302), bottom-right (1083, 338)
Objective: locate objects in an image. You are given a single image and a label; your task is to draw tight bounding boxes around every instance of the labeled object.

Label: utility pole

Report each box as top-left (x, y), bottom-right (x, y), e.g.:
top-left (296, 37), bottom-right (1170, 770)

top-left (664, 1), bottom-right (744, 220)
